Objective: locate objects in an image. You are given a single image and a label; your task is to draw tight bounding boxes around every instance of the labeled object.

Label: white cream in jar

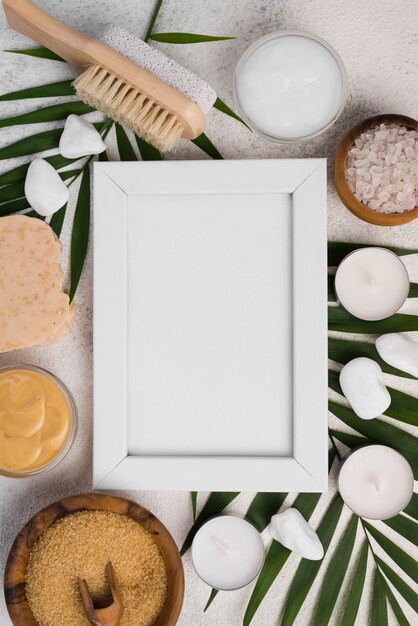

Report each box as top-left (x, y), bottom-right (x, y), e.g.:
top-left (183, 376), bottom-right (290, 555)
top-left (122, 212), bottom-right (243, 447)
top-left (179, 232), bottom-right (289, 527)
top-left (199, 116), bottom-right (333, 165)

top-left (234, 31), bottom-right (347, 141)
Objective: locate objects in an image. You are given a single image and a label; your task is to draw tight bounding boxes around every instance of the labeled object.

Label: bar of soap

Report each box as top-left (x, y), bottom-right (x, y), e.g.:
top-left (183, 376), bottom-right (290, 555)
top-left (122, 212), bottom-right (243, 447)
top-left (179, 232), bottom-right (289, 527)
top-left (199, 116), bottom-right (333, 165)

top-left (0, 216), bottom-right (74, 352)
top-left (376, 333), bottom-right (418, 378)
top-left (339, 357), bottom-right (391, 420)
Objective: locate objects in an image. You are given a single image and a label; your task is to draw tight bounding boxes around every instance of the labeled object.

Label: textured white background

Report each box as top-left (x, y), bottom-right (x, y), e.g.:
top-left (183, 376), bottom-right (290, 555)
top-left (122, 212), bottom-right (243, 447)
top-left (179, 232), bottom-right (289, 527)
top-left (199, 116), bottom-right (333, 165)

top-left (0, 1), bottom-right (417, 625)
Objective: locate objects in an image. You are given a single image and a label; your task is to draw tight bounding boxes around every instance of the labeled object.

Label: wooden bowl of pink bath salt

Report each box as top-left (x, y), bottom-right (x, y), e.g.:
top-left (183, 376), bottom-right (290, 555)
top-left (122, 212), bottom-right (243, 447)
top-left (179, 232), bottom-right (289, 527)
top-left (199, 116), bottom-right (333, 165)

top-left (334, 114), bottom-right (418, 226)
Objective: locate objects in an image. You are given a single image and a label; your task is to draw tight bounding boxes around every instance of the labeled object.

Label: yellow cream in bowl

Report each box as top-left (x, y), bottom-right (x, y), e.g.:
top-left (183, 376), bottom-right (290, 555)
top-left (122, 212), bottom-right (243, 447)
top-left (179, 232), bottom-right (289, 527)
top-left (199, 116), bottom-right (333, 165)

top-left (0, 368), bottom-right (72, 473)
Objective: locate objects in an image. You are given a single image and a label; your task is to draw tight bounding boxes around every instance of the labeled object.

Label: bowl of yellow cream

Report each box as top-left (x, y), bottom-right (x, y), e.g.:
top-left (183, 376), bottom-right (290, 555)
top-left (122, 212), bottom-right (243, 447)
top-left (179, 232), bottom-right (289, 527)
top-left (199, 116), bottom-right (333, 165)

top-left (0, 365), bottom-right (77, 477)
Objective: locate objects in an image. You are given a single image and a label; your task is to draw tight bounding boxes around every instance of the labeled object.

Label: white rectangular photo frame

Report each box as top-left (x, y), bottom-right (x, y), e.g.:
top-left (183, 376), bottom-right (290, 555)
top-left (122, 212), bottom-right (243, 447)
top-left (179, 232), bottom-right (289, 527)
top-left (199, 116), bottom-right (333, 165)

top-left (93, 159), bottom-right (328, 492)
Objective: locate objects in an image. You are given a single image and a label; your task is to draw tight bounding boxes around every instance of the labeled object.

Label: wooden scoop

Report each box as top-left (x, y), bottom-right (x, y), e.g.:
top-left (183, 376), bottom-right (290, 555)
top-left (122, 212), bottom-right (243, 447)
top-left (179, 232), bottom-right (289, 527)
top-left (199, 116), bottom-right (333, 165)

top-left (78, 562), bottom-right (124, 626)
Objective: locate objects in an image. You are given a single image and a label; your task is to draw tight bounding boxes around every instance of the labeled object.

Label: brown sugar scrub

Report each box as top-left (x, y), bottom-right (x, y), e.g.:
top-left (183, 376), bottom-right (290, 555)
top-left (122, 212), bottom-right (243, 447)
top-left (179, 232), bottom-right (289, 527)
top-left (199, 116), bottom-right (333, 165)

top-left (26, 510), bottom-right (168, 626)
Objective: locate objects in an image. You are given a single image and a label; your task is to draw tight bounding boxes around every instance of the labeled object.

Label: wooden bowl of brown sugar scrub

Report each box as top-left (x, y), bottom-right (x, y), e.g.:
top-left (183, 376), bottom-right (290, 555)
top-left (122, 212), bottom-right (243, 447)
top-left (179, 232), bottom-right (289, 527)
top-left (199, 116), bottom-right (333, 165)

top-left (334, 114), bottom-right (418, 226)
top-left (4, 493), bottom-right (184, 626)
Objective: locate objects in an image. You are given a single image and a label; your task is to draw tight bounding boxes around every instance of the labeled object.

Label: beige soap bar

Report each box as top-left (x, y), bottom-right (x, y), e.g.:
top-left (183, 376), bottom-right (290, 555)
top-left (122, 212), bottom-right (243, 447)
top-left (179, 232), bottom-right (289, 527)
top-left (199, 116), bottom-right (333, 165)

top-left (0, 216), bottom-right (74, 352)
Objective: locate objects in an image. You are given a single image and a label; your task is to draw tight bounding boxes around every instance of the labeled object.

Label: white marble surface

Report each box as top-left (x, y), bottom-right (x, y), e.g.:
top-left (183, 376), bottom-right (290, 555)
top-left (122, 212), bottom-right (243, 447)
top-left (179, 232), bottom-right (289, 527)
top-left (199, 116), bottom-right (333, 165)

top-left (0, 1), bottom-right (417, 624)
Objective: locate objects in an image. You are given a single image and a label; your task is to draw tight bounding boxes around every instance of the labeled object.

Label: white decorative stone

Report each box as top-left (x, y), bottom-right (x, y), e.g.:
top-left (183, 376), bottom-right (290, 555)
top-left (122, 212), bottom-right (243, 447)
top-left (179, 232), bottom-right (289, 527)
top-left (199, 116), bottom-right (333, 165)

top-left (268, 508), bottom-right (324, 560)
top-left (376, 333), bottom-right (418, 378)
top-left (24, 159), bottom-right (69, 217)
top-left (59, 114), bottom-right (106, 158)
top-left (339, 357), bottom-right (391, 420)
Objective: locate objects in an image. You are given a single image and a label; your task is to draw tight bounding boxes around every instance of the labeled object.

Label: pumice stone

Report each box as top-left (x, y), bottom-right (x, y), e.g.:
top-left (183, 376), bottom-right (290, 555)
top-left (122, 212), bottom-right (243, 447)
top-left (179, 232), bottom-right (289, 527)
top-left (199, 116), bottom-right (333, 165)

top-left (59, 114), bottom-right (106, 158)
top-left (376, 333), bottom-right (418, 378)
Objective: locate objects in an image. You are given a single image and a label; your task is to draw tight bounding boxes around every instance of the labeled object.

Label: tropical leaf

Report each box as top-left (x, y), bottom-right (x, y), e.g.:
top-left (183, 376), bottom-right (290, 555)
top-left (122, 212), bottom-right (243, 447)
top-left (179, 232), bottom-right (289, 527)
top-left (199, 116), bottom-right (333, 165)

top-left (0, 79), bottom-right (74, 101)
top-left (69, 167), bottom-right (90, 301)
top-left (380, 575), bottom-right (410, 626)
top-left (0, 169), bottom-right (80, 205)
top-left (329, 401), bottom-right (418, 476)
top-left (0, 128), bottom-right (63, 160)
top-left (328, 306), bottom-right (418, 333)
top-left (213, 98), bottom-right (250, 129)
top-left (0, 101), bottom-right (94, 129)
top-left (0, 154), bottom-right (78, 185)
top-left (328, 337), bottom-right (416, 380)
top-left (204, 589), bottom-right (219, 612)
top-left (312, 515), bottom-right (359, 626)
top-left (0, 197), bottom-right (29, 216)
top-left (383, 514), bottom-right (418, 545)
top-left (328, 241), bottom-right (418, 267)
top-left (149, 32), bottom-right (234, 43)
top-left (370, 569), bottom-right (388, 626)
top-left (135, 136), bottom-right (163, 161)
top-left (376, 556), bottom-right (418, 613)
top-left (192, 133), bottom-right (223, 159)
top-left (364, 522), bottom-right (418, 582)
top-left (243, 493), bottom-right (321, 626)
top-left (49, 204), bottom-right (67, 238)
top-left (280, 494), bottom-right (345, 626)
top-left (115, 124), bottom-right (137, 161)
top-left (340, 541), bottom-right (369, 626)
top-left (403, 492), bottom-right (418, 521)
top-left (191, 492), bottom-right (197, 521)
top-left (329, 429), bottom-right (368, 449)
top-left (3, 47), bottom-right (65, 61)
top-left (180, 492), bottom-right (239, 555)
top-left (245, 492), bottom-right (287, 532)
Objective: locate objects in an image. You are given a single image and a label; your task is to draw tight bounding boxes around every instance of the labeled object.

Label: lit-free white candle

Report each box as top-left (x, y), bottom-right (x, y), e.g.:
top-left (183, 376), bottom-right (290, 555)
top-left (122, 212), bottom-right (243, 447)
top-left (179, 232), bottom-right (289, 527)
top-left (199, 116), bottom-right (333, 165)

top-left (338, 445), bottom-right (414, 520)
top-left (191, 516), bottom-right (265, 590)
top-left (234, 31), bottom-right (346, 141)
top-left (334, 248), bottom-right (409, 321)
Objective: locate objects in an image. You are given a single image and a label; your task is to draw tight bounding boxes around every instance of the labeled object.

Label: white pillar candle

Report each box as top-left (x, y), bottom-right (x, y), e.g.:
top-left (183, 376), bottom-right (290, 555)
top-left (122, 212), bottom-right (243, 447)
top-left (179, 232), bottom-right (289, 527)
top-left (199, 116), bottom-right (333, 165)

top-left (191, 516), bottom-right (265, 590)
top-left (234, 31), bottom-right (347, 142)
top-left (338, 445), bottom-right (414, 519)
top-left (334, 248), bottom-right (409, 321)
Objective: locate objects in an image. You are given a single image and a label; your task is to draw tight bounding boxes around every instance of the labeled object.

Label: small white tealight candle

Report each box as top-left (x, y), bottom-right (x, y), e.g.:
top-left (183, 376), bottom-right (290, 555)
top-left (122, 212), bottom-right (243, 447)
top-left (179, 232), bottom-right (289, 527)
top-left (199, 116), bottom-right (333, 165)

top-left (234, 31), bottom-right (347, 142)
top-left (191, 516), bottom-right (265, 590)
top-left (334, 248), bottom-right (409, 320)
top-left (338, 445), bottom-right (414, 520)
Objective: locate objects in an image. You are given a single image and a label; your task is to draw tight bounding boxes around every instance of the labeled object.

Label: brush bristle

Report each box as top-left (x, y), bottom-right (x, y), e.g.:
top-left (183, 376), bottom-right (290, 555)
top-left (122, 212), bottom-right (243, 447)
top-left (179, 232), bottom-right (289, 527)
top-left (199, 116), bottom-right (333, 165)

top-left (73, 64), bottom-right (183, 152)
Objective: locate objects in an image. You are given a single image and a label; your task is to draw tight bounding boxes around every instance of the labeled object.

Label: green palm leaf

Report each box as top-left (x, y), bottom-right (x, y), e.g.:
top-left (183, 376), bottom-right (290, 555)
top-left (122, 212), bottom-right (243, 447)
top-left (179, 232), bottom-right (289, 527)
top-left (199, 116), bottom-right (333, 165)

top-left (312, 515), bottom-right (359, 626)
top-left (0, 80), bottom-right (74, 101)
top-left (135, 136), bottom-right (163, 161)
top-left (0, 197), bottom-right (29, 216)
top-left (370, 569), bottom-right (388, 626)
top-left (191, 492), bottom-right (197, 521)
top-left (243, 492), bottom-right (321, 626)
top-left (340, 541), bottom-right (369, 626)
top-left (3, 47), bottom-right (65, 61)
top-left (329, 306), bottom-right (418, 333)
top-left (376, 556), bottom-right (418, 613)
top-left (149, 32), bottom-right (234, 43)
top-left (0, 101), bottom-right (94, 129)
top-left (328, 242), bottom-right (418, 267)
top-left (329, 429), bottom-right (368, 448)
top-left (280, 494), bottom-right (345, 626)
top-left (364, 523), bottom-right (418, 582)
top-left (49, 204), bottom-right (67, 238)
top-left (403, 493), bottom-right (418, 521)
top-left (69, 167), bottom-right (90, 301)
top-left (328, 337), bottom-right (416, 380)
top-left (380, 575), bottom-right (410, 626)
top-left (0, 169), bottom-right (80, 205)
top-left (245, 493), bottom-right (287, 532)
top-left (115, 124), bottom-right (137, 161)
top-left (214, 98), bottom-right (250, 129)
top-left (0, 154), bottom-right (78, 185)
top-left (383, 514), bottom-right (417, 546)
top-left (181, 491), bottom-right (239, 555)
top-left (192, 133), bottom-right (223, 159)
top-left (329, 401), bottom-right (418, 473)
top-left (204, 589), bottom-right (219, 612)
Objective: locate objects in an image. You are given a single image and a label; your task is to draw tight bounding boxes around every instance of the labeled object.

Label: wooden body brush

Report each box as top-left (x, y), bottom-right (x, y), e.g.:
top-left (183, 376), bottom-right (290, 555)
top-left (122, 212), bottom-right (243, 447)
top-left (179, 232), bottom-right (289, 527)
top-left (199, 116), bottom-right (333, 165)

top-left (2, 0), bottom-right (208, 151)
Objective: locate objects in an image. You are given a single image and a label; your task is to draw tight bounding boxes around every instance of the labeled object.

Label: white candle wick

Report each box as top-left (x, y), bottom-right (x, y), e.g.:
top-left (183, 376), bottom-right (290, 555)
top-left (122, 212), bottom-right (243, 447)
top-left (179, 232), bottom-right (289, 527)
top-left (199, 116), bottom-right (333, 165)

top-left (211, 535), bottom-right (235, 555)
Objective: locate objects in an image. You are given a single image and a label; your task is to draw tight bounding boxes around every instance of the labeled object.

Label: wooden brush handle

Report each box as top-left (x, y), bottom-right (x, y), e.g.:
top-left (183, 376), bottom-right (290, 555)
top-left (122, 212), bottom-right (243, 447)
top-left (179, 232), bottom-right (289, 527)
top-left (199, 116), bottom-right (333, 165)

top-left (3, 0), bottom-right (93, 68)
top-left (2, 0), bottom-right (205, 138)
